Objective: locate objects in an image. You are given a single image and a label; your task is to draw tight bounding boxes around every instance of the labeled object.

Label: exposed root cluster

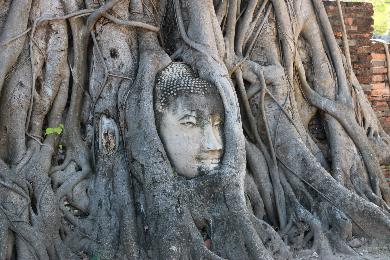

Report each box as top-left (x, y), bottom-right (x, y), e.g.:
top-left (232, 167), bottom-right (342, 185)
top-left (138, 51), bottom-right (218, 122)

top-left (0, 0), bottom-right (389, 259)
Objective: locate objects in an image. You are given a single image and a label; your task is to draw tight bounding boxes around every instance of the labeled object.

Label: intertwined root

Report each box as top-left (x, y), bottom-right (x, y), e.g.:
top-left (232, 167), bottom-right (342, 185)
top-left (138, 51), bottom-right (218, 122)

top-left (1, 0), bottom-right (390, 259)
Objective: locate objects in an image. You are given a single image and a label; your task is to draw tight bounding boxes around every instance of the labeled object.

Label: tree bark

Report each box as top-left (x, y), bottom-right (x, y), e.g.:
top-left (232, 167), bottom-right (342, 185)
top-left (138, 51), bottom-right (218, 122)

top-left (0, 0), bottom-right (389, 259)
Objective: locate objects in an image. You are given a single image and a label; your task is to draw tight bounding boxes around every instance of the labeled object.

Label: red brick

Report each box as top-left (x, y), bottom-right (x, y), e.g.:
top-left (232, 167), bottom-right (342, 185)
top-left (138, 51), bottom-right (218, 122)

top-left (352, 18), bottom-right (374, 26)
top-left (328, 17), bottom-right (342, 26)
top-left (383, 109), bottom-right (390, 117)
top-left (344, 8), bottom-right (364, 16)
top-left (371, 83), bottom-right (386, 89)
top-left (354, 69), bottom-right (364, 75)
top-left (354, 69), bottom-right (370, 76)
top-left (323, 2), bottom-right (335, 6)
top-left (363, 3), bottom-right (373, 8)
top-left (373, 67), bottom-right (388, 74)
top-left (372, 74), bottom-right (385, 82)
top-left (372, 89), bottom-right (390, 96)
top-left (357, 75), bottom-right (372, 83)
top-left (324, 2), bottom-right (345, 7)
top-left (353, 63), bottom-right (372, 69)
top-left (358, 39), bottom-right (373, 46)
top-left (351, 55), bottom-right (359, 62)
top-left (372, 107), bottom-right (386, 114)
top-left (344, 17), bottom-right (353, 25)
top-left (373, 107), bottom-right (385, 111)
top-left (347, 2), bottom-right (372, 8)
top-left (331, 25), bottom-right (341, 31)
top-left (334, 32), bottom-right (342, 38)
top-left (358, 55), bottom-right (372, 62)
top-left (349, 46), bottom-right (358, 53)
top-left (369, 96), bottom-right (390, 102)
top-left (376, 102), bottom-right (388, 107)
top-left (382, 122), bottom-right (390, 129)
top-left (372, 53), bottom-right (387, 60)
top-left (325, 7), bottom-right (339, 14)
top-left (371, 43), bottom-right (386, 52)
top-left (346, 25), bottom-right (358, 31)
top-left (372, 60), bottom-right (386, 67)
top-left (364, 90), bottom-right (372, 96)
top-left (358, 26), bottom-right (374, 33)
top-left (348, 32), bottom-right (372, 41)
top-left (364, 9), bottom-right (374, 17)
top-left (357, 46), bottom-right (372, 54)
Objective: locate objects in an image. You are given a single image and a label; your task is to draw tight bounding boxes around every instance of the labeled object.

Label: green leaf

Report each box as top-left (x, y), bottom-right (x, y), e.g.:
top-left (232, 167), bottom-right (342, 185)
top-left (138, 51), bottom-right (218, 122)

top-left (388, 165), bottom-right (390, 171)
top-left (45, 128), bottom-right (55, 136)
top-left (59, 145), bottom-right (63, 149)
top-left (172, 168), bottom-right (177, 175)
top-left (60, 124), bottom-right (65, 133)
top-left (90, 257), bottom-right (98, 260)
top-left (53, 127), bottom-right (62, 135)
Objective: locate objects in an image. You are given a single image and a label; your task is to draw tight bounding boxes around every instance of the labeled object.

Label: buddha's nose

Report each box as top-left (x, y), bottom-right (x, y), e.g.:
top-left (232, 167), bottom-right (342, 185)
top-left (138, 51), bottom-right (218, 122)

top-left (202, 123), bottom-right (223, 152)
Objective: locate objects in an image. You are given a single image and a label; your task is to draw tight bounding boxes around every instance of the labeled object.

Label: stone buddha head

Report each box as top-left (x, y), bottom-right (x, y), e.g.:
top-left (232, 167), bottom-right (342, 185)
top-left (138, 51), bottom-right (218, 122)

top-left (154, 63), bottom-right (224, 179)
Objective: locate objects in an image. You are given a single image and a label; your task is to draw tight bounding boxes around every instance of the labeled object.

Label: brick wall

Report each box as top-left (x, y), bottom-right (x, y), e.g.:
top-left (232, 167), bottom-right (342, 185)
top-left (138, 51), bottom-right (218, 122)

top-left (369, 42), bottom-right (390, 130)
top-left (309, 2), bottom-right (376, 150)
top-left (308, 2), bottom-right (390, 183)
top-left (323, 1), bottom-right (390, 135)
top-left (324, 1), bottom-right (374, 84)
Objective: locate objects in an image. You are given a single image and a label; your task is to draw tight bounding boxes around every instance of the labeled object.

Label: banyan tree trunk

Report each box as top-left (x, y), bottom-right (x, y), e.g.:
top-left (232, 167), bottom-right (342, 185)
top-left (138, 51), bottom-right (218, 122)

top-left (0, 0), bottom-right (389, 259)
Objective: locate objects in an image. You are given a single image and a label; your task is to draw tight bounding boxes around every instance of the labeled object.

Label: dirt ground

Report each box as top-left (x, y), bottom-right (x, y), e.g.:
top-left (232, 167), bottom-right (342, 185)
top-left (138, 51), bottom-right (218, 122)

top-left (292, 237), bottom-right (390, 260)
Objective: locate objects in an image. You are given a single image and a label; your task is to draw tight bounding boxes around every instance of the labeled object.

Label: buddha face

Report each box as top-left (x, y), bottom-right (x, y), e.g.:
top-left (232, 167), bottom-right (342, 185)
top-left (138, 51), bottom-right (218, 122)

top-left (157, 93), bottom-right (224, 179)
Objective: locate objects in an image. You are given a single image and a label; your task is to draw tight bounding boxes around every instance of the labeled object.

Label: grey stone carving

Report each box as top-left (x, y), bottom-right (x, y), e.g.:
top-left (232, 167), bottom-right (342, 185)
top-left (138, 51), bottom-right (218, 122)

top-left (154, 63), bottom-right (224, 179)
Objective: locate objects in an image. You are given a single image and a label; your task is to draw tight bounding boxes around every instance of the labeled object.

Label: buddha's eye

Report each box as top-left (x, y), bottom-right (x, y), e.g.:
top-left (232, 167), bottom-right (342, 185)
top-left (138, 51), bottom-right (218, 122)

top-left (180, 115), bottom-right (198, 126)
top-left (182, 121), bottom-right (196, 126)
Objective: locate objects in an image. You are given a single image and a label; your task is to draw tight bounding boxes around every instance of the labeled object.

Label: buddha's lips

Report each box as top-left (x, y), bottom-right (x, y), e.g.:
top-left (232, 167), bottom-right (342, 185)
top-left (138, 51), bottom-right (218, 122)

top-left (197, 158), bottom-right (221, 166)
top-left (196, 152), bottom-right (222, 162)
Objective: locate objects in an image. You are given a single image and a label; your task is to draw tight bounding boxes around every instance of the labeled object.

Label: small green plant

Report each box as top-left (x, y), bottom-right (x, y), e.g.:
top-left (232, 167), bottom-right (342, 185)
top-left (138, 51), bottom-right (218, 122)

top-left (388, 165), bottom-right (390, 171)
top-left (59, 145), bottom-right (63, 149)
top-left (172, 168), bottom-right (178, 175)
top-left (90, 250), bottom-right (107, 260)
top-left (45, 124), bottom-right (65, 139)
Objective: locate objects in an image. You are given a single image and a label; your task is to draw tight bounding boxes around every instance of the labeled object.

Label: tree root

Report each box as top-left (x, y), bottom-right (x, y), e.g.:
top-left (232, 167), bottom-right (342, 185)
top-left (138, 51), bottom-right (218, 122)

top-left (1, 1), bottom-right (390, 259)
top-left (246, 139), bottom-right (277, 226)
top-left (235, 67), bottom-right (287, 229)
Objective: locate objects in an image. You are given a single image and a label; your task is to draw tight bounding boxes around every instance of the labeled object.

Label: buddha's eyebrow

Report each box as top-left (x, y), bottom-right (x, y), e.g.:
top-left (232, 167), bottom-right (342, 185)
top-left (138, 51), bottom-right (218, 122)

top-left (179, 110), bottom-right (196, 120)
top-left (179, 114), bottom-right (197, 121)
